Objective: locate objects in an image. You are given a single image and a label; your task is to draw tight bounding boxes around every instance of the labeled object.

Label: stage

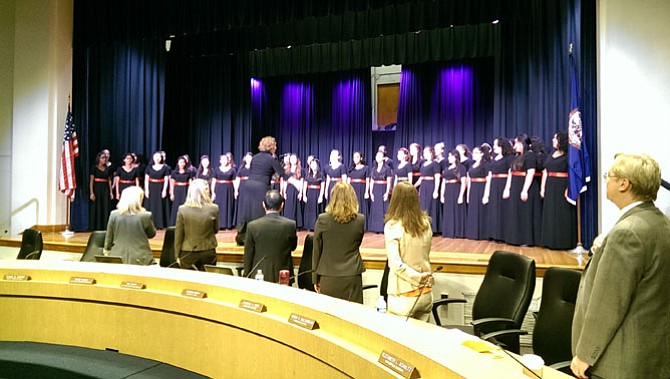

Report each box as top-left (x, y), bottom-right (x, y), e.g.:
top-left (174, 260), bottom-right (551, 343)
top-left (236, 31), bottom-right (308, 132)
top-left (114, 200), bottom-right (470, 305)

top-left (0, 229), bottom-right (586, 276)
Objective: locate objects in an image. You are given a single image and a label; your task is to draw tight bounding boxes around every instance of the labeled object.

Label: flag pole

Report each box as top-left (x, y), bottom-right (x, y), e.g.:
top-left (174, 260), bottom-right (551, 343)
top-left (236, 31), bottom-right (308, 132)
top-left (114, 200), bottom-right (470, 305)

top-left (570, 195), bottom-right (586, 254)
top-left (61, 196), bottom-right (74, 237)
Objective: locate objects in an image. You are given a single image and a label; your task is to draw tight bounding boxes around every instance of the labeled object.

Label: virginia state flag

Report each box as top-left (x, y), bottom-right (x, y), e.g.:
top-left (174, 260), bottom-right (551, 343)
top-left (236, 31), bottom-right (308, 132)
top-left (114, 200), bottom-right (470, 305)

top-left (567, 50), bottom-right (591, 205)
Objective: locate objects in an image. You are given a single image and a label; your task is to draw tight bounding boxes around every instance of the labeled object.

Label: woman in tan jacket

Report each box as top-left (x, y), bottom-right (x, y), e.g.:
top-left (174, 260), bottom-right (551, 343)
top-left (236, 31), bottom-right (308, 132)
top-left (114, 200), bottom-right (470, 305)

top-left (384, 181), bottom-right (434, 321)
top-left (175, 179), bottom-right (219, 270)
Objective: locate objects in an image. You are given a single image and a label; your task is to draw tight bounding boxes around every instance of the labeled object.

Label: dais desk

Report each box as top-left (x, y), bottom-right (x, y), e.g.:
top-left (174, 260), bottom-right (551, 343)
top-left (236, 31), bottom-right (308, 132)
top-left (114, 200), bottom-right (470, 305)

top-left (0, 261), bottom-right (570, 378)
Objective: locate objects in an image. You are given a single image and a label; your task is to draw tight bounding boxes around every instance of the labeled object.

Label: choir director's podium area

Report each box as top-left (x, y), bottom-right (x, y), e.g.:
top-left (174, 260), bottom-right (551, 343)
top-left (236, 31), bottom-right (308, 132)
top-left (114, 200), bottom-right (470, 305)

top-left (0, 260), bottom-right (572, 378)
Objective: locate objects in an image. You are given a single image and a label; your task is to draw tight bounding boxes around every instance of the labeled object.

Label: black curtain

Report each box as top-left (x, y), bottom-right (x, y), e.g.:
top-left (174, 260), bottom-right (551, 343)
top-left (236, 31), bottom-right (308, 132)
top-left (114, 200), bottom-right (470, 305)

top-left (251, 70), bottom-right (372, 164)
top-left (71, 39), bottom-right (166, 231)
top-left (162, 40), bottom-right (252, 166)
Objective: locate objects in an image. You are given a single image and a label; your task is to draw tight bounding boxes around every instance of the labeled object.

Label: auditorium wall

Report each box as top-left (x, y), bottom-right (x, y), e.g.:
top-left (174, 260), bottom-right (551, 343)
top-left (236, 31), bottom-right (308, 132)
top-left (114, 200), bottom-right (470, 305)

top-left (1, 0), bottom-right (669, 238)
top-left (599, 0), bottom-right (670, 233)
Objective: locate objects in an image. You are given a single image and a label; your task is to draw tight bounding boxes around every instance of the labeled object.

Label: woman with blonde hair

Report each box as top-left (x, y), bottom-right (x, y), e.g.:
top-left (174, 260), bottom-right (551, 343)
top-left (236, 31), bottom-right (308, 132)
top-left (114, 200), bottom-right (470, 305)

top-left (312, 182), bottom-right (366, 303)
top-left (104, 186), bottom-right (156, 265)
top-left (175, 179), bottom-right (219, 270)
top-left (384, 181), bottom-right (434, 321)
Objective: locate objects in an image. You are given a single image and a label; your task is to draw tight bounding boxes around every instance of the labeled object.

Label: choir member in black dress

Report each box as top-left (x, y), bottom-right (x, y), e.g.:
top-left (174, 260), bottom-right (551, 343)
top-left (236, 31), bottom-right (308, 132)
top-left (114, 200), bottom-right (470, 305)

top-left (440, 150), bottom-right (466, 238)
top-left (540, 131), bottom-right (577, 249)
top-left (503, 134), bottom-right (540, 246)
top-left (394, 147), bottom-right (412, 187)
top-left (484, 137), bottom-right (514, 241)
top-left (377, 145), bottom-right (395, 171)
top-left (456, 144), bottom-right (473, 171)
top-left (324, 149), bottom-right (348, 204)
top-left (131, 152), bottom-right (145, 189)
top-left (368, 151), bottom-right (392, 233)
top-left (212, 153), bottom-right (237, 229)
top-left (196, 155), bottom-right (213, 182)
top-left (530, 136), bottom-right (547, 242)
top-left (115, 153), bottom-right (139, 200)
top-left (348, 151), bottom-right (370, 229)
top-left (234, 152), bottom-right (252, 227)
top-left (416, 147), bottom-right (441, 234)
top-left (302, 158), bottom-right (325, 231)
top-left (433, 142), bottom-right (447, 229)
top-left (282, 153), bottom-right (304, 229)
top-left (89, 151), bottom-right (113, 230)
top-left (183, 154), bottom-right (197, 176)
top-left (465, 145), bottom-right (491, 240)
top-left (237, 137), bottom-right (290, 230)
top-left (169, 155), bottom-right (193, 226)
top-left (144, 151), bottom-right (170, 229)
top-left (409, 143), bottom-right (423, 186)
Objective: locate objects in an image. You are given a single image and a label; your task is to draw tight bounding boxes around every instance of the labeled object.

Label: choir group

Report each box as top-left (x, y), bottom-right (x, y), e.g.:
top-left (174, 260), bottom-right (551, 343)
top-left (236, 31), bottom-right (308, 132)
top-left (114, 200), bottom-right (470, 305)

top-left (88, 132), bottom-right (577, 251)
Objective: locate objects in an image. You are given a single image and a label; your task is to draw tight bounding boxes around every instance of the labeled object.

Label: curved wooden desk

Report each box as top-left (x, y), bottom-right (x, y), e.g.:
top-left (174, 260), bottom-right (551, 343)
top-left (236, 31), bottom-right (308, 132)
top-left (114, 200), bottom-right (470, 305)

top-left (0, 261), bottom-right (570, 378)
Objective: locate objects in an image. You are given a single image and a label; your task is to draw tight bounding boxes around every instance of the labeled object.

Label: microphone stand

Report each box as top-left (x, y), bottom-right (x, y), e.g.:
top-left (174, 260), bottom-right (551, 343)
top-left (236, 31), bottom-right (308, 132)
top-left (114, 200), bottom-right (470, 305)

top-left (405, 265), bottom-right (443, 321)
top-left (245, 256), bottom-right (268, 278)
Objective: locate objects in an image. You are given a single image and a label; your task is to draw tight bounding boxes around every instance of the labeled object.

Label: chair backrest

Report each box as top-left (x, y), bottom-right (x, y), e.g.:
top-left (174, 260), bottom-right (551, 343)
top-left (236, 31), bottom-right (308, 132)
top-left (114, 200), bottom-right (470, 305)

top-left (533, 267), bottom-right (582, 366)
top-left (297, 234), bottom-right (315, 291)
top-left (17, 229), bottom-right (43, 260)
top-left (472, 250), bottom-right (536, 332)
top-left (80, 231), bottom-right (107, 262)
top-left (160, 227), bottom-right (177, 267)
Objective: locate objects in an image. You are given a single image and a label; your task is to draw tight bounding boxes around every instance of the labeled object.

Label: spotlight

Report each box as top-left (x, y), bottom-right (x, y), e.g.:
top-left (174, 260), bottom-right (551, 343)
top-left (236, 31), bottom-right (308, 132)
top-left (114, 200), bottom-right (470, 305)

top-left (492, 19), bottom-right (500, 24)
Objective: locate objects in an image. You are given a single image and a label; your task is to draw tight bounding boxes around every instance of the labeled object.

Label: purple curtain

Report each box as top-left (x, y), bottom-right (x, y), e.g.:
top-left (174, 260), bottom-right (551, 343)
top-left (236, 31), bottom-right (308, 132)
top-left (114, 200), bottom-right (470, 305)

top-left (396, 59), bottom-right (494, 151)
top-left (251, 70), bottom-right (372, 165)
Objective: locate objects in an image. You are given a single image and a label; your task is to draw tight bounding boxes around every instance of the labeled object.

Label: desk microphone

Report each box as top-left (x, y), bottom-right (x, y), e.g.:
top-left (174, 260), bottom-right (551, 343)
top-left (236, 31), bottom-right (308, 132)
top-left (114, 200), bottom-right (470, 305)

top-left (289, 269), bottom-right (314, 281)
top-left (405, 265), bottom-right (443, 321)
top-left (23, 251), bottom-right (41, 260)
top-left (245, 256), bottom-right (268, 278)
top-left (167, 251), bottom-right (194, 268)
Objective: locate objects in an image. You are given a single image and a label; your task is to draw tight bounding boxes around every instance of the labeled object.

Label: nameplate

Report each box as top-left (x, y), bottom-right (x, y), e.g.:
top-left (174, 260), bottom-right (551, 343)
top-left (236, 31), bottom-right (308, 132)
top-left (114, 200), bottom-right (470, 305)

top-left (239, 299), bottom-right (266, 313)
top-left (3, 274), bottom-right (31, 281)
top-left (288, 313), bottom-right (318, 330)
top-left (69, 277), bottom-right (96, 285)
top-left (121, 281), bottom-right (146, 290)
top-left (181, 289), bottom-right (207, 299)
top-left (378, 350), bottom-right (418, 379)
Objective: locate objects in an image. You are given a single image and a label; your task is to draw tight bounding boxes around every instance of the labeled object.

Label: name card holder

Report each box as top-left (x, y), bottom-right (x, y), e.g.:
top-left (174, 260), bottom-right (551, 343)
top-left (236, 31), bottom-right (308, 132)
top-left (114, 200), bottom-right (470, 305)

top-left (70, 277), bottom-right (96, 285)
top-left (378, 350), bottom-right (419, 379)
top-left (288, 313), bottom-right (318, 330)
top-left (239, 299), bottom-right (266, 313)
top-left (3, 274), bottom-right (31, 281)
top-left (181, 289), bottom-right (207, 299)
top-left (121, 281), bottom-right (146, 290)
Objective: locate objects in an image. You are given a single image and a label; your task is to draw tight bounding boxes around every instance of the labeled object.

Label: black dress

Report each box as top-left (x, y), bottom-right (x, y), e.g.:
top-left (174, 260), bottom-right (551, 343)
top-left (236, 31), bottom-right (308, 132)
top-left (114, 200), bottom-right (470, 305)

top-left (283, 171), bottom-right (303, 229)
top-left (324, 164), bottom-right (347, 203)
top-left (394, 162), bottom-right (411, 185)
top-left (418, 161), bottom-right (440, 233)
top-left (234, 165), bottom-right (250, 227)
top-left (368, 165), bottom-right (392, 233)
top-left (348, 165), bottom-right (369, 230)
top-left (89, 165), bottom-right (113, 230)
top-left (465, 163), bottom-right (488, 240)
top-left (239, 151), bottom-right (287, 225)
top-left (115, 166), bottom-right (139, 198)
top-left (441, 164), bottom-right (466, 238)
top-left (487, 155), bottom-right (513, 241)
top-left (303, 173), bottom-right (324, 231)
top-left (213, 166), bottom-right (237, 229)
top-left (505, 152), bottom-right (540, 246)
top-left (410, 159), bottom-right (423, 186)
top-left (169, 170), bottom-right (193, 226)
top-left (144, 164), bottom-right (170, 229)
top-left (540, 154), bottom-right (577, 250)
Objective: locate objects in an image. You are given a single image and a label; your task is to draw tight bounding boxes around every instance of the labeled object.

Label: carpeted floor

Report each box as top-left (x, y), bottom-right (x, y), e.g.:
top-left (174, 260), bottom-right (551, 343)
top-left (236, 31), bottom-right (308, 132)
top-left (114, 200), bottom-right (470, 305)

top-left (0, 341), bottom-right (208, 379)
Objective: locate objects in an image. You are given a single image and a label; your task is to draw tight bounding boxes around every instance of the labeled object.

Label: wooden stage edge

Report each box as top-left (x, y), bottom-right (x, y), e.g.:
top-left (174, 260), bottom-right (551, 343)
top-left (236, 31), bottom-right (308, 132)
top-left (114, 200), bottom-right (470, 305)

top-left (0, 229), bottom-right (587, 276)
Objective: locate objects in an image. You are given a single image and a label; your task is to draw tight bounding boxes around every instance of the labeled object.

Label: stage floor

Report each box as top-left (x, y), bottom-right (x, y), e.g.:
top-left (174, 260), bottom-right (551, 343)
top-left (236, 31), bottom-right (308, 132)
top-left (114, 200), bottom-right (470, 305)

top-left (1, 229), bottom-right (586, 276)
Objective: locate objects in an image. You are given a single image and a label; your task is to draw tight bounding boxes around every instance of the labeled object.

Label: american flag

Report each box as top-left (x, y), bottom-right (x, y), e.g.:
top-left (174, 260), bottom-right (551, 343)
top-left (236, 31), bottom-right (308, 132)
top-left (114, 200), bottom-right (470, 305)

top-left (59, 105), bottom-right (79, 200)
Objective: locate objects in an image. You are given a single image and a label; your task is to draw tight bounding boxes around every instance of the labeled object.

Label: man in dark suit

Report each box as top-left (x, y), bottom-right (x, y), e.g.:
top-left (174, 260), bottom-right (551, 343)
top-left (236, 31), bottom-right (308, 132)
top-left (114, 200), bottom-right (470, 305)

top-left (571, 153), bottom-right (670, 379)
top-left (244, 190), bottom-right (297, 283)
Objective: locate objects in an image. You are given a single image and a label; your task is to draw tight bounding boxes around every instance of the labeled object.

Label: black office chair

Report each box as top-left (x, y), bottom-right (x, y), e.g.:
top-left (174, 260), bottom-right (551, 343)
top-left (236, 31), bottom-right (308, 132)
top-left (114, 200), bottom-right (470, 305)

top-left (159, 227), bottom-right (178, 268)
top-left (80, 231), bottom-right (106, 262)
top-left (297, 234), bottom-right (315, 291)
top-left (483, 267), bottom-right (581, 372)
top-left (16, 229), bottom-right (43, 260)
top-left (432, 250), bottom-right (536, 354)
